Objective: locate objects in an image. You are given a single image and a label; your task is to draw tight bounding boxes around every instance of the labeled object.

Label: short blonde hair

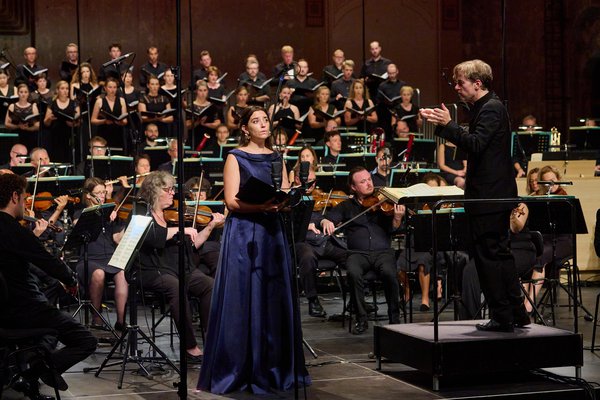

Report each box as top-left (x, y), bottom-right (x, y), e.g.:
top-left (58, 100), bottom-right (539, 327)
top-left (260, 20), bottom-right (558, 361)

top-left (400, 85), bottom-right (414, 96)
top-left (453, 59), bottom-right (493, 90)
top-left (281, 45), bottom-right (294, 54)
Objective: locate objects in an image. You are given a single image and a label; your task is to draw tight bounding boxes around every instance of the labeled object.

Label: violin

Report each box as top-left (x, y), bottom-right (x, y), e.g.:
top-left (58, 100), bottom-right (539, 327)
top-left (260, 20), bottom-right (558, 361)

top-left (25, 192), bottom-right (80, 212)
top-left (164, 200), bottom-right (222, 227)
top-left (312, 189), bottom-right (350, 212)
top-left (21, 215), bottom-right (63, 233)
top-left (359, 191), bottom-right (395, 215)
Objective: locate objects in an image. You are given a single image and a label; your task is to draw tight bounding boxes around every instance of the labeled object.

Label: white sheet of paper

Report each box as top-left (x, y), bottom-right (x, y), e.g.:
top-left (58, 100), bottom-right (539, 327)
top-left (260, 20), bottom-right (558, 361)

top-left (108, 215), bottom-right (152, 270)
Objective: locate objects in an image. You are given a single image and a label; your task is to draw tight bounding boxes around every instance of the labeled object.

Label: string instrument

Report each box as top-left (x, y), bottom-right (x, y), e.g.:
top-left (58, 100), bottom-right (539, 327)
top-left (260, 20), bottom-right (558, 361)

top-left (312, 189), bottom-right (350, 212)
top-left (163, 199), bottom-right (221, 227)
top-left (22, 215), bottom-right (63, 233)
top-left (25, 192), bottom-right (80, 212)
top-left (359, 191), bottom-right (395, 216)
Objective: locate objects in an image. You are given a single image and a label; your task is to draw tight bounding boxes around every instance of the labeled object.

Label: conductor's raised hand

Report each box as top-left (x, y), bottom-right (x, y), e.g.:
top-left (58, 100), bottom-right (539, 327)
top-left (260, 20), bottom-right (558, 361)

top-left (420, 103), bottom-right (451, 126)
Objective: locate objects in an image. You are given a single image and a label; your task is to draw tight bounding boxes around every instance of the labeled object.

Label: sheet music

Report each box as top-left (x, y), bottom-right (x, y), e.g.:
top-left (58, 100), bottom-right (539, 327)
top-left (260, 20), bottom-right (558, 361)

top-left (108, 215), bottom-right (152, 270)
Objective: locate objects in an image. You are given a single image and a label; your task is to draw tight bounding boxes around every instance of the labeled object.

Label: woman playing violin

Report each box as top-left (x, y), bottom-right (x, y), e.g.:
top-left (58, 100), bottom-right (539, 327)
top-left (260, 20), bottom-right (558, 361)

top-left (73, 177), bottom-right (127, 331)
top-left (136, 171), bottom-right (224, 363)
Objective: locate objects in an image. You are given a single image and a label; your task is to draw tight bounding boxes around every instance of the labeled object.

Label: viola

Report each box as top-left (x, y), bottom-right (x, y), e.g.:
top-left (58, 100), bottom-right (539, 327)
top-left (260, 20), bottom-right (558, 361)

top-left (312, 189), bottom-right (350, 211)
top-left (164, 200), bottom-right (222, 227)
top-left (359, 191), bottom-right (395, 215)
top-left (25, 192), bottom-right (80, 212)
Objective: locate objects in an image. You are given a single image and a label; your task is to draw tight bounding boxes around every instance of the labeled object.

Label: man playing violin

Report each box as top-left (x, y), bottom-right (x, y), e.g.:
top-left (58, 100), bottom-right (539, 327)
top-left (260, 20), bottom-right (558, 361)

top-left (294, 168), bottom-right (348, 318)
top-left (0, 173), bottom-right (97, 396)
top-left (320, 166), bottom-right (405, 334)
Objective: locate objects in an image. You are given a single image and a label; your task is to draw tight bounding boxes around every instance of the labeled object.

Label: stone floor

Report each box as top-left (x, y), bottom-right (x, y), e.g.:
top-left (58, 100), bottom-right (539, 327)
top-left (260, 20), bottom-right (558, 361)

top-left (4, 281), bottom-right (600, 399)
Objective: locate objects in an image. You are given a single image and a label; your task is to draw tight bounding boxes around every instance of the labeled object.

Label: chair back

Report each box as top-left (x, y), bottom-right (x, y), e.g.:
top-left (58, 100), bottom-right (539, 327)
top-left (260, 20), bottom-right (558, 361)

top-left (530, 230), bottom-right (544, 257)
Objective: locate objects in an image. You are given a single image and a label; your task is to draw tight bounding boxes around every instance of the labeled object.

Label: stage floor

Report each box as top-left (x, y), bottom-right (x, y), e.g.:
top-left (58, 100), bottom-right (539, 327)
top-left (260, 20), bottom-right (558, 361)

top-left (4, 286), bottom-right (600, 399)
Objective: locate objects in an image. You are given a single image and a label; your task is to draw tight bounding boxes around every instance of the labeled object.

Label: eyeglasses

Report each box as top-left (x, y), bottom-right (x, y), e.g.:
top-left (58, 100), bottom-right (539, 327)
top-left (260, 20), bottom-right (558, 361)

top-left (92, 190), bottom-right (108, 196)
top-left (161, 186), bottom-right (175, 193)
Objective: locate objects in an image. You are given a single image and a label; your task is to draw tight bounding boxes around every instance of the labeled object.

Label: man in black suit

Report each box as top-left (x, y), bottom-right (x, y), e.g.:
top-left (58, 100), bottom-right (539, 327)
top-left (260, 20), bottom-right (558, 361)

top-left (421, 59), bottom-right (528, 332)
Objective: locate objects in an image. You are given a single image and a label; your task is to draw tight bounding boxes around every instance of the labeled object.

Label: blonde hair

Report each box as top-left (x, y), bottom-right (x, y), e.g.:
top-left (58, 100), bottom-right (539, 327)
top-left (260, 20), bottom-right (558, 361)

top-left (453, 59), bottom-right (493, 90)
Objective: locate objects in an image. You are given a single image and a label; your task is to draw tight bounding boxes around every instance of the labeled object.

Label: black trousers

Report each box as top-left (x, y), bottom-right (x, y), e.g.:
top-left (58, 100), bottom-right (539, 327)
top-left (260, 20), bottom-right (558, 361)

top-left (469, 210), bottom-right (522, 324)
top-left (346, 249), bottom-right (400, 323)
top-left (295, 241), bottom-right (347, 299)
top-left (143, 269), bottom-right (213, 350)
top-left (2, 302), bottom-right (98, 374)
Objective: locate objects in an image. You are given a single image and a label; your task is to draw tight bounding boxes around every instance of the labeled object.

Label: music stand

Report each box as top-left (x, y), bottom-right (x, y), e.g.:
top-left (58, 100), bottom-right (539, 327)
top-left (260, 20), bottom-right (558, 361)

top-left (413, 209), bottom-right (471, 320)
top-left (523, 196), bottom-right (592, 322)
top-left (64, 203), bottom-right (117, 336)
top-left (389, 167), bottom-right (442, 187)
top-left (392, 138), bottom-right (437, 164)
top-left (315, 171), bottom-right (349, 193)
top-left (26, 175), bottom-right (85, 194)
top-left (0, 132), bottom-right (18, 164)
top-left (143, 145), bottom-right (171, 170)
top-left (89, 214), bottom-right (181, 388)
top-left (86, 155), bottom-right (133, 180)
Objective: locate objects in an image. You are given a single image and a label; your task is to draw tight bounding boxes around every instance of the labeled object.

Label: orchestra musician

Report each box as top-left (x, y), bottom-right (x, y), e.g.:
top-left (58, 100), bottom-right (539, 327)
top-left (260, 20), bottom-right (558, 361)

top-left (0, 143), bottom-right (28, 170)
top-left (320, 166), bottom-right (405, 334)
top-left (136, 170), bottom-right (224, 363)
top-left (74, 177), bottom-right (127, 331)
top-left (0, 173), bottom-right (97, 395)
top-left (421, 59), bottom-right (529, 332)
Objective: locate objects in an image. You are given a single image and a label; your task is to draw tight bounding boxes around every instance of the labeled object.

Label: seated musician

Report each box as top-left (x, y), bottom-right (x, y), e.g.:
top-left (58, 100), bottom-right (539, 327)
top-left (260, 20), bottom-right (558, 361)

top-left (184, 176), bottom-right (222, 278)
top-left (526, 167), bottom-right (539, 195)
top-left (321, 130), bottom-right (343, 171)
top-left (294, 168), bottom-right (347, 317)
top-left (371, 147), bottom-right (392, 187)
top-left (136, 123), bottom-right (161, 154)
top-left (394, 120), bottom-right (410, 138)
top-left (437, 140), bottom-right (467, 189)
top-left (320, 166), bottom-right (404, 334)
top-left (531, 164), bottom-right (572, 298)
top-left (0, 143), bottom-right (28, 170)
top-left (74, 177), bottom-right (127, 331)
top-left (111, 154), bottom-right (152, 205)
top-left (289, 145), bottom-right (318, 183)
top-left (157, 139), bottom-right (178, 173)
top-left (397, 174), bottom-right (446, 311)
top-left (136, 171), bottom-right (224, 363)
top-left (75, 135), bottom-right (108, 177)
top-left (0, 173), bottom-right (97, 395)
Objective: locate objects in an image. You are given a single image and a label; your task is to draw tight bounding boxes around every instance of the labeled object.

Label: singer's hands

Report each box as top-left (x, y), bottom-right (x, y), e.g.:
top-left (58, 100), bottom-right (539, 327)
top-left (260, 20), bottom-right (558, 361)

top-left (261, 198), bottom-right (285, 213)
top-left (420, 103), bottom-right (451, 126)
top-left (320, 219), bottom-right (335, 236)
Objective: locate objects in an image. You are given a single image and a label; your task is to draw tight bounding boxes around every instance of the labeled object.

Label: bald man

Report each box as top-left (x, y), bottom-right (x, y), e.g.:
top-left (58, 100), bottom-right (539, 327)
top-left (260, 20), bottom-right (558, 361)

top-left (16, 47), bottom-right (49, 91)
top-left (360, 41), bottom-right (392, 105)
top-left (0, 143), bottom-right (28, 170)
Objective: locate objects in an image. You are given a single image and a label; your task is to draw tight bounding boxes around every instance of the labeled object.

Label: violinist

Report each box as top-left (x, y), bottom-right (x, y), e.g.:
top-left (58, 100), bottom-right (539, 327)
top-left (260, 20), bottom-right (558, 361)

top-left (320, 166), bottom-right (404, 334)
top-left (73, 177), bottom-right (127, 331)
top-left (294, 168), bottom-right (347, 318)
top-left (136, 171), bottom-right (224, 363)
top-left (371, 147), bottom-right (392, 187)
top-left (184, 176), bottom-right (222, 277)
top-left (0, 173), bottom-right (97, 396)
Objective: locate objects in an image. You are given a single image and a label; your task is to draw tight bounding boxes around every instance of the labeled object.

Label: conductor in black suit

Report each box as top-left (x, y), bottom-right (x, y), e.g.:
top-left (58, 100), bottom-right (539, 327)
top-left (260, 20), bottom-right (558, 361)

top-left (420, 59), bottom-right (529, 332)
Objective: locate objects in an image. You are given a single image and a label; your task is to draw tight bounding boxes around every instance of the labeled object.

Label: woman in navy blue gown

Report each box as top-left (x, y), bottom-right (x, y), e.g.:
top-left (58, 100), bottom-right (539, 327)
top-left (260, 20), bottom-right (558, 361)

top-left (197, 106), bottom-right (310, 394)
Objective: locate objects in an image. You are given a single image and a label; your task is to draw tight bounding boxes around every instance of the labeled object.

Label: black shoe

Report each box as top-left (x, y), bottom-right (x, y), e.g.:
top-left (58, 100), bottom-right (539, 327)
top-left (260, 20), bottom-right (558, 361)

top-left (186, 353), bottom-right (203, 364)
top-left (513, 305), bottom-right (531, 328)
top-left (365, 303), bottom-right (378, 314)
top-left (308, 298), bottom-right (326, 318)
top-left (114, 321), bottom-right (126, 332)
top-left (352, 319), bottom-right (368, 335)
top-left (22, 360), bottom-right (68, 392)
top-left (476, 319), bottom-right (514, 333)
top-left (420, 304), bottom-right (430, 312)
top-left (12, 377), bottom-right (55, 400)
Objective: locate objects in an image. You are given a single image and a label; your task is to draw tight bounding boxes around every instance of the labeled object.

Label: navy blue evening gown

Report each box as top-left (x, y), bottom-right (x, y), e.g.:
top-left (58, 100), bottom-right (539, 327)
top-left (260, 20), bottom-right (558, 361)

top-left (197, 148), bottom-right (310, 394)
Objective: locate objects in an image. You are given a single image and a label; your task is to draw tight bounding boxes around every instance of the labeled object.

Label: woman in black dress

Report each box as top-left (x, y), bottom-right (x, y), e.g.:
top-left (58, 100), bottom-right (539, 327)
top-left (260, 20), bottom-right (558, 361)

top-left (139, 75), bottom-right (174, 137)
top-left (344, 79), bottom-right (377, 132)
top-left (4, 83), bottom-right (40, 150)
top-left (91, 77), bottom-right (128, 150)
top-left (0, 68), bottom-right (17, 123)
top-left (43, 80), bottom-right (80, 163)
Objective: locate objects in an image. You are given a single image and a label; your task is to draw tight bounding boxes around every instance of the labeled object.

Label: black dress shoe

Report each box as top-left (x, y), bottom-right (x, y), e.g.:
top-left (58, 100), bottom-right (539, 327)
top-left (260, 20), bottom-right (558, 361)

top-left (476, 320), bottom-right (514, 333)
top-left (114, 321), bottom-right (126, 332)
top-left (352, 319), bottom-right (368, 335)
top-left (419, 304), bottom-right (430, 312)
top-left (12, 377), bottom-right (55, 400)
top-left (365, 303), bottom-right (378, 313)
top-left (308, 298), bottom-right (326, 318)
top-left (513, 306), bottom-right (532, 328)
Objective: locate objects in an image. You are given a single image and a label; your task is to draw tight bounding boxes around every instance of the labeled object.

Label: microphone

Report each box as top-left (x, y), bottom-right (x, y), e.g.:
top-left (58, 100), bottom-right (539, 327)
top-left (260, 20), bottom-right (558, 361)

top-left (271, 158), bottom-right (283, 192)
top-left (441, 69), bottom-right (453, 87)
top-left (299, 161), bottom-right (310, 189)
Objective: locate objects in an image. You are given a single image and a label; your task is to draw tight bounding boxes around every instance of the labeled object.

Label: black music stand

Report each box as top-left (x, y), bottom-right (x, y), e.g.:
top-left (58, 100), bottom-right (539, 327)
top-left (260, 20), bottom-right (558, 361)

top-left (64, 203), bottom-right (117, 336)
top-left (413, 210), bottom-right (470, 320)
top-left (524, 197), bottom-right (592, 323)
top-left (89, 214), bottom-right (181, 388)
top-left (86, 155), bottom-right (133, 180)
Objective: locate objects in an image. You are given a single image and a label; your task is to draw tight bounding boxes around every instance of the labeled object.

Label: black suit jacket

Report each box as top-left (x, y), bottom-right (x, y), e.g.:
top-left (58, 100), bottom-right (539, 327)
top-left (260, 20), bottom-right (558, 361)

top-left (435, 91), bottom-right (516, 213)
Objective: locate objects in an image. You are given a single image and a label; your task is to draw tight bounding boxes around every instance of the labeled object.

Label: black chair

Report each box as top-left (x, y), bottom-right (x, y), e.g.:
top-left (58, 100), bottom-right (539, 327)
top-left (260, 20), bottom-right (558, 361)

top-left (314, 259), bottom-right (346, 326)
